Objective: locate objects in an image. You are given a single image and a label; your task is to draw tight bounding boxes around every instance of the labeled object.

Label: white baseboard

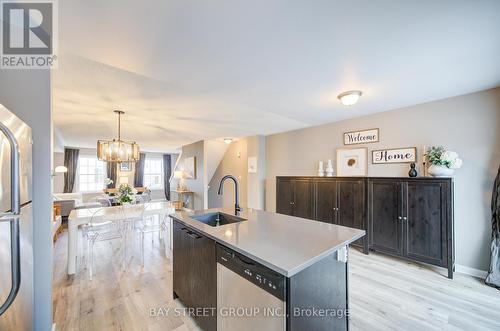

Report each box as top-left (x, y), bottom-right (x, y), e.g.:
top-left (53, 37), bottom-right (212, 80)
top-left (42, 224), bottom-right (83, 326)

top-left (455, 264), bottom-right (488, 278)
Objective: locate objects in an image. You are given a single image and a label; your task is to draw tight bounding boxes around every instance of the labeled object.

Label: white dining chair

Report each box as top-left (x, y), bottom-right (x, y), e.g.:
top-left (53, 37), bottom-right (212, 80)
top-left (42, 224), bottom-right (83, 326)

top-left (135, 189), bottom-right (152, 204)
top-left (132, 204), bottom-right (169, 266)
top-left (88, 195), bottom-right (113, 207)
top-left (81, 207), bottom-right (127, 280)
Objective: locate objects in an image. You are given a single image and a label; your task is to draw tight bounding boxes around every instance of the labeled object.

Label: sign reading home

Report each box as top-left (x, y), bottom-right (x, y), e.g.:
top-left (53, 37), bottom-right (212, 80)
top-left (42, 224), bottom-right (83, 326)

top-left (1, 0), bottom-right (58, 69)
top-left (372, 147), bottom-right (417, 164)
top-left (344, 128), bottom-right (379, 145)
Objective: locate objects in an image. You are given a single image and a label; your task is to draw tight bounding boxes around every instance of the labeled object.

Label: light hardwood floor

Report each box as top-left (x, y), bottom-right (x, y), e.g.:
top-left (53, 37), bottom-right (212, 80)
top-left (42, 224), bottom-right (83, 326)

top-left (52, 230), bottom-right (500, 331)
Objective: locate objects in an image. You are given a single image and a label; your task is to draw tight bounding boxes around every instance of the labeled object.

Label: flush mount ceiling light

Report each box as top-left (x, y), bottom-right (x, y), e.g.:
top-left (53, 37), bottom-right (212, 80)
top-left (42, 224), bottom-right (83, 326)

top-left (337, 90), bottom-right (362, 106)
top-left (97, 110), bottom-right (140, 163)
top-left (223, 138), bottom-right (233, 144)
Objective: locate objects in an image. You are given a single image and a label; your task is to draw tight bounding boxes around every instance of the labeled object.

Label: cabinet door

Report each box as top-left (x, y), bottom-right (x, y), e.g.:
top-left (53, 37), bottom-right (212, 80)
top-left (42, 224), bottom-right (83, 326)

top-left (369, 180), bottom-right (403, 256)
top-left (276, 178), bottom-right (293, 216)
top-left (404, 181), bottom-right (448, 267)
top-left (292, 179), bottom-right (313, 219)
top-left (173, 220), bottom-right (190, 302)
top-left (337, 179), bottom-right (365, 229)
top-left (188, 229), bottom-right (217, 331)
top-left (315, 179), bottom-right (337, 224)
top-left (337, 179), bottom-right (366, 248)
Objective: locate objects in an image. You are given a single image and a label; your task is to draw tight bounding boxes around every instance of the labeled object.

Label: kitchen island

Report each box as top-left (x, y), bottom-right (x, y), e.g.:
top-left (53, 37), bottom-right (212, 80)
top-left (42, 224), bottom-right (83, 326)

top-left (171, 208), bottom-right (365, 331)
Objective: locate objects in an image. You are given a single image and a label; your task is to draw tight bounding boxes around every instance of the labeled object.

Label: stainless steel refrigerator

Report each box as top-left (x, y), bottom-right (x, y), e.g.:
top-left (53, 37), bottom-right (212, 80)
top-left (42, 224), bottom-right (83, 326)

top-left (0, 104), bottom-right (33, 330)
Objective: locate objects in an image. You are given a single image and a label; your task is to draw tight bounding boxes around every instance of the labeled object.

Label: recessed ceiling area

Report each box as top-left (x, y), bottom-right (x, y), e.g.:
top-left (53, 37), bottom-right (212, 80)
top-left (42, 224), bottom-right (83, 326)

top-left (54, 0), bottom-right (500, 152)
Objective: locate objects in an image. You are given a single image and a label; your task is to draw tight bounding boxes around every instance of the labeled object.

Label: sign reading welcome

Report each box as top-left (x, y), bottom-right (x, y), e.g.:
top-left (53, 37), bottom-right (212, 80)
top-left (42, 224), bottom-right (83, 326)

top-left (372, 147), bottom-right (417, 164)
top-left (344, 128), bottom-right (379, 145)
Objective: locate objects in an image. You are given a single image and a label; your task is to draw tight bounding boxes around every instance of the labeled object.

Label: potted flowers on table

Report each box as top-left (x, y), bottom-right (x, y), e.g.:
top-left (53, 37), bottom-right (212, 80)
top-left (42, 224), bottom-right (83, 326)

top-left (118, 184), bottom-right (137, 205)
top-left (425, 146), bottom-right (463, 177)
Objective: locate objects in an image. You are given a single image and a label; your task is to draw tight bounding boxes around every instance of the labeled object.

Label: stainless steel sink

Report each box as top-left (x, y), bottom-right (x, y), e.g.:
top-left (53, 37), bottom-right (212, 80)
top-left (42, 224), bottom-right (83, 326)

top-left (190, 212), bottom-right (246, 227)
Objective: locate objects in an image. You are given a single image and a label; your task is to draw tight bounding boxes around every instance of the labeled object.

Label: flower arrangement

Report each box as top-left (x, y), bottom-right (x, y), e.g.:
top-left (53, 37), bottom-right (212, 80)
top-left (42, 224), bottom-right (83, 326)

top-left (425, 146), bottom-right (463, 169)
top-left (117, 184), bottom-right (137, 205)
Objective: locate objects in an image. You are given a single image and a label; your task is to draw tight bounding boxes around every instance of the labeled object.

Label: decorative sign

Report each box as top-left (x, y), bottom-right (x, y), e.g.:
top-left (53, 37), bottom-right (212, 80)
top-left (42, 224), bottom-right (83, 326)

top-left (344, 128), bottom-right (379, 145)
top-left (372, 147), bottom-right (417, 164)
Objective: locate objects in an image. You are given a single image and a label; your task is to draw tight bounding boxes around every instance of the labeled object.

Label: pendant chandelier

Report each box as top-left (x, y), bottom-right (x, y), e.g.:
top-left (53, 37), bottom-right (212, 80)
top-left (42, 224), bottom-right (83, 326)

top-left (97, 110), bottom-right (140, 163)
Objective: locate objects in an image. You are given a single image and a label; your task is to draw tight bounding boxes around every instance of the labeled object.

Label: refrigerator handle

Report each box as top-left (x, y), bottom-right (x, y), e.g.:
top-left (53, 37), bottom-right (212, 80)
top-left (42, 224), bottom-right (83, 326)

top-left (0, 121), bottom-right (22, 315)
top-left (0, 120), bottom-right (21, 215)
top-left (0, 217), bottom-right (21, 316)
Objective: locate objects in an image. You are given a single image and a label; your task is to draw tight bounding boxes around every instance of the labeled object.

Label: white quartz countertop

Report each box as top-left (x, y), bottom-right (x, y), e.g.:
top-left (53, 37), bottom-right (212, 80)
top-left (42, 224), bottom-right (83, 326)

top-left (171, 208), bottom-right (365, 277)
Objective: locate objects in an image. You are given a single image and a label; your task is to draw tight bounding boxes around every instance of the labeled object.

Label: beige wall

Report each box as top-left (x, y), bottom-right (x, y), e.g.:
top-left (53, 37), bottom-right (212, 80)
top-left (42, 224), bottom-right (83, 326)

top-left (266, 88), bottom-right (500, 272)
top-left (176, 141), bottom-right (206, 210)
top-left (205, 140), bottom-right (229, 184)
top-left (208, 139), bottom-right (248, 209)
top-left (247, 135), bottom-right (266, 210)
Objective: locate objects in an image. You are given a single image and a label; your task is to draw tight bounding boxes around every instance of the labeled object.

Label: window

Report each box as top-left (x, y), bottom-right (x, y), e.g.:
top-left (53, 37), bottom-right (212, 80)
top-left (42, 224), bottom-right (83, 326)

top-left (79, 156), bottom-right (106, 192)
top-left (144, 157), bottom-right (163, 189)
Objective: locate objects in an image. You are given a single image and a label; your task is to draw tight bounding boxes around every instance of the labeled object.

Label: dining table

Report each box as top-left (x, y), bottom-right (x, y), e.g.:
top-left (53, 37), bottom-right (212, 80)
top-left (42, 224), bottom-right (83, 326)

top-left (67, 201), bottom-right (175, 275)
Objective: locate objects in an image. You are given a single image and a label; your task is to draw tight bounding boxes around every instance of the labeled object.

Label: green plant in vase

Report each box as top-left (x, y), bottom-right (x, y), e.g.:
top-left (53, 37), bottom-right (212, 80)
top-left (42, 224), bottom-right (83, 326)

top-left (425, 146), bottom-right (463, 177)
top-left (118, 184), bottom-right (136, 205)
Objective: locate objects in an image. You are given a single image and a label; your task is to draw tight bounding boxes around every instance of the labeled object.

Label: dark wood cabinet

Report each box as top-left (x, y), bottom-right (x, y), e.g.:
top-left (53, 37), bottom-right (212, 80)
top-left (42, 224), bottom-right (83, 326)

top-left (405, 181), bottom-right (449, 268)
top-left (368, 178), bottom-right (453, 278)
top-left (336, 179), bottom-right (366, 249)
top-left (173, 220), bottom-right (217, 331)
top-left (314, 179), bottom-right (337, 224)
top-left (277, 176), bottom-right (454, 278)
top-left (368, 179), bottom-right (403, 256)
top-left (276, 177), bottom-right (313, 219)
top-left (276, 178), bottom-right (293, 215)
top-left (173, 220), bottom-right (190, 302)
top-left (314, 178), bottom-right (367, 252)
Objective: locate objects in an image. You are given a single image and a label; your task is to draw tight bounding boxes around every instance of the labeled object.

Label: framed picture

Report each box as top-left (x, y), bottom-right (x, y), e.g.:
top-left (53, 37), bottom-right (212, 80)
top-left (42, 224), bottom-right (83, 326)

top-left (184, 156), bottom-right (196, 179)
top-left (372, 147), bottom-right (417, 164)
top-left (336, 148), bottom-right (368, 177)
top-left (120, 162), bottom-right (132, 172)
top-left (344, 128), bottom-right (379, 145)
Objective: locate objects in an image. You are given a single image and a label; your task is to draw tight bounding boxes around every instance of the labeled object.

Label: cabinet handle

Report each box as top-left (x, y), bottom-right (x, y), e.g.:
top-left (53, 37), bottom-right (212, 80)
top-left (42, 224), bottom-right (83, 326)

top-left (290, 202), bottom-right (295, 205)
top-left (187, 231), bottom-right (202, 239)
top-left (398, 216), bottom-right (402, 220)
top-left (403, 217), bottom-right (407, 220)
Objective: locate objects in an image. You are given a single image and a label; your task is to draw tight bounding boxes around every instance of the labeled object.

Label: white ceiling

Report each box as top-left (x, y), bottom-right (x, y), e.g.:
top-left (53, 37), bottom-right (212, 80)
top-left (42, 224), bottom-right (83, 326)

top-left (54, 0), bottom-right (500, 152)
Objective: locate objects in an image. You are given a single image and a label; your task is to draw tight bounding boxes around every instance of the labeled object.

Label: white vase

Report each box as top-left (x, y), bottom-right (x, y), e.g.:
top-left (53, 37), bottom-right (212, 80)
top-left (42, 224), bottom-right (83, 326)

top-left (326, 159), bottom-right (334, 177)
top-left (318, 161), bottom-right (325, 177)
top-left (428, 165), bottom-right (454, 177)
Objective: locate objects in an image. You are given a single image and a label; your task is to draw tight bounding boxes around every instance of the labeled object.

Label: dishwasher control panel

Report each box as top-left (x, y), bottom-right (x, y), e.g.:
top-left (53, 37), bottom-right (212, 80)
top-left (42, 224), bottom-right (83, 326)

top-left (217, 244), bottom-right (286, 301)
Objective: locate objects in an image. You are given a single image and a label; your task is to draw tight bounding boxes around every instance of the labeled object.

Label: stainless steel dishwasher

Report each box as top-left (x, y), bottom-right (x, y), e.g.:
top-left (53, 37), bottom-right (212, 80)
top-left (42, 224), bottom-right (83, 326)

top-left (216, 244), bottom-right (286, 331)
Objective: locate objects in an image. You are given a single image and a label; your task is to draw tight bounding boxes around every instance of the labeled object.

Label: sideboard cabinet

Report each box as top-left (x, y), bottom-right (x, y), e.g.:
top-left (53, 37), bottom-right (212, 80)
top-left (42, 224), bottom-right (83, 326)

top-left (276, 177), bottom-right (314, 219)
top-left (276, 176), bottom-right (454, 278)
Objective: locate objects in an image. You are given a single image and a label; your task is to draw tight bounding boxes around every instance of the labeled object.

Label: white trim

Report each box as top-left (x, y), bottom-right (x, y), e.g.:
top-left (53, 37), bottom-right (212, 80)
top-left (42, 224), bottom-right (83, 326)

top-left (52, 323), bottom-right (57, 331)
top-left (455, 264), bottom-right (488, 278)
